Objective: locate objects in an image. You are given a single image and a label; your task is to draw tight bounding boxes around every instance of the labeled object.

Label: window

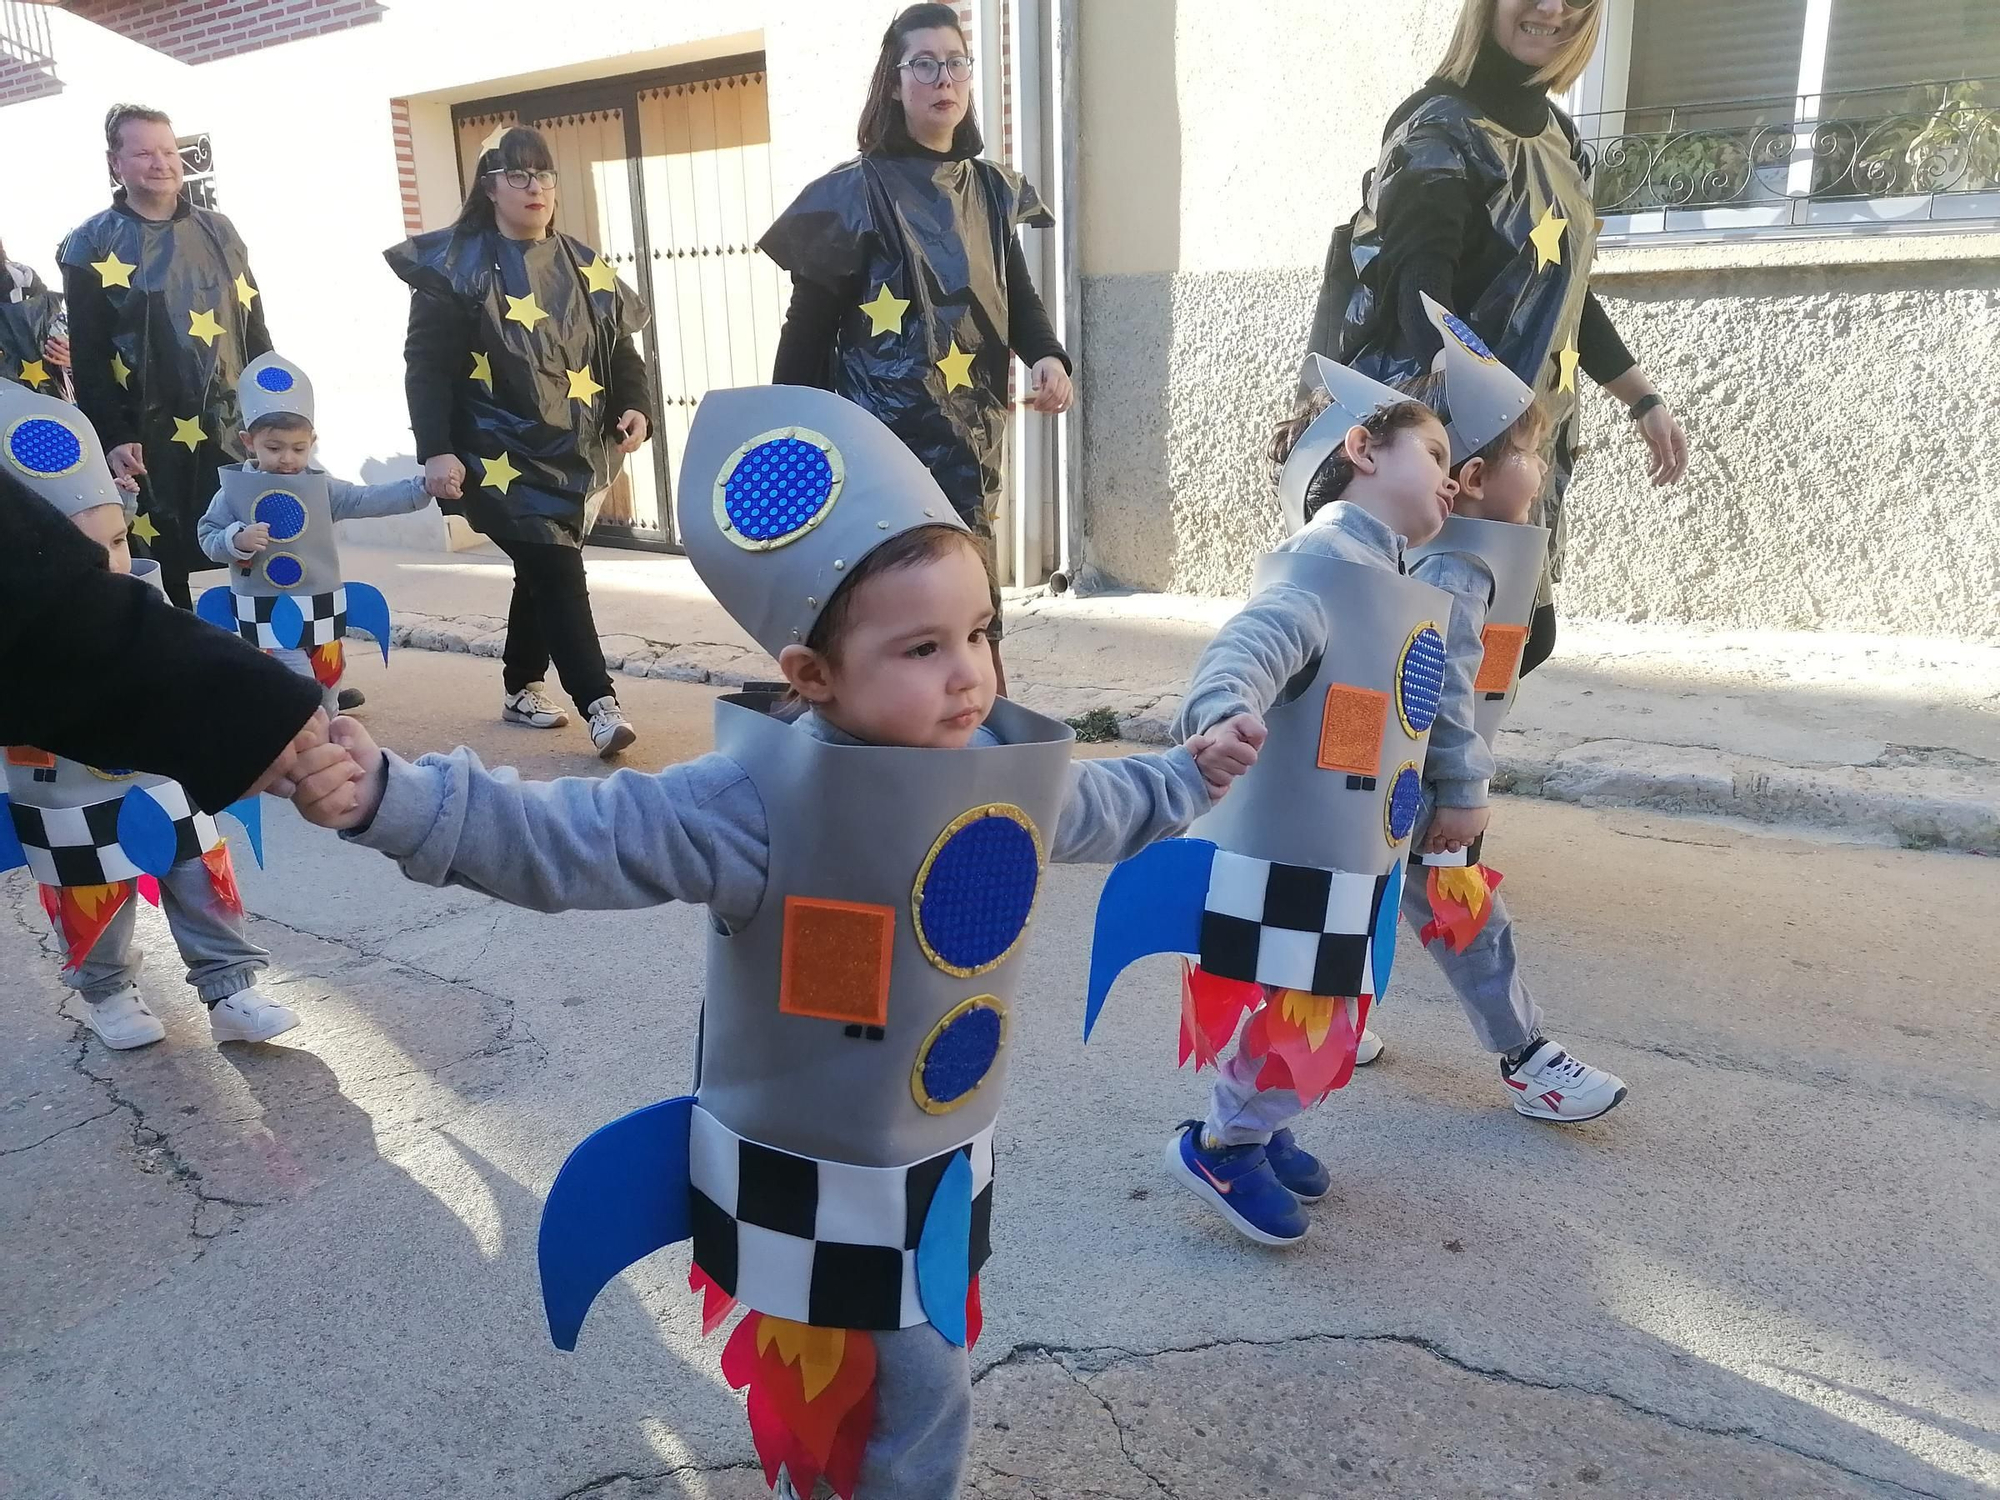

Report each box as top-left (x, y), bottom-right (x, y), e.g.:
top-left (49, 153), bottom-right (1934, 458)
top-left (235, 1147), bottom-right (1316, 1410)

top-left (179, 133), bottom-right (217, 210)
top-left (1568, 0), bottom-right (2000, 237)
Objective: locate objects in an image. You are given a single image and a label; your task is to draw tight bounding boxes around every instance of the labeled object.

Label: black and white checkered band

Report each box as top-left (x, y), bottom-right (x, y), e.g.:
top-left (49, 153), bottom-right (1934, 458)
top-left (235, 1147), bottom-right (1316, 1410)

top-left (1413, 834), bottom-right (1485, 870)
top-left (7, 783), bottom-right (220, 887)
top-left (1198, 849), bottom-right (1391, 996)
top-left (231, 587), bottom-right (348, 649)
top-left (687, 1106), bottom-right (996, 1331)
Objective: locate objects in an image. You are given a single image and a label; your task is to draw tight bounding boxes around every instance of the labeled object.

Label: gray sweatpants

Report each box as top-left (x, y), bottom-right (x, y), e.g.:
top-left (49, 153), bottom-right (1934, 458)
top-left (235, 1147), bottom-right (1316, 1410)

top-left (1202, 812), bottom-right (1542, 1147)
top-left (61, 856), bottom-right (267, 1006)
top-left (271, 645), bottom-right (340, 713)
top-left (776, 1322), bottom-right (971, 1499)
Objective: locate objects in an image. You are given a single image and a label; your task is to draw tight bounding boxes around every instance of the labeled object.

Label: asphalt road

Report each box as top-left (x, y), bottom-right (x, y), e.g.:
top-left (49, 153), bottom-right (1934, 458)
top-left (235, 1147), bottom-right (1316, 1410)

top-left (3, 649), bottom-right (1994, 1499)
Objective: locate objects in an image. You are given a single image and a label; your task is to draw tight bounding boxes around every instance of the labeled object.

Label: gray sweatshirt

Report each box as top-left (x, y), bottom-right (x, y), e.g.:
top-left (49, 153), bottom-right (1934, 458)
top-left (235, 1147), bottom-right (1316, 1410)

top-left (1172, 501), bottom-right (1493, 810)
top-left (197, 462), bottom-right (430, 565)
top-left (347, 709), bottom-right (1211, 933)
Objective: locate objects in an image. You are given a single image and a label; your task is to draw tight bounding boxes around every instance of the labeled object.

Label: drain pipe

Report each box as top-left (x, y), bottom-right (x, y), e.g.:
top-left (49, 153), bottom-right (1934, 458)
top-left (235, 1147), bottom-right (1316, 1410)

top-left (1048, 0), bottom-right (1080, 593)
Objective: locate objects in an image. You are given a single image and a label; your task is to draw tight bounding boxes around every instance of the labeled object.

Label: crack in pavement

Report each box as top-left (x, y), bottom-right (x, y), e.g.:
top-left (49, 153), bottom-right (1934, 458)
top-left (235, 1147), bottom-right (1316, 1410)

top-left (554, 1459), bottom-right (760, 1499)
top-left (0, 1106), bottom-right (120, 1157)
top-left (970, 1332), bottom-right (1949, 1500)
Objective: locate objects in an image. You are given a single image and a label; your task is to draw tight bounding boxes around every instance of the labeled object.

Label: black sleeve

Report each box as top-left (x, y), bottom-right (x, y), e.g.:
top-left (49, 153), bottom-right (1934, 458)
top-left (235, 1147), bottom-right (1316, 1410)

top-left (0, 476), bottom-right (322, 812)
top-left (1577, 290), bottom-right (1636, 387)
top-left (1374, 170), bottom-right (1474, 366)
top-left (403, 288), bottom-right (469, 462)
top-left (770, 274), bottom-right (842, 388)
top-left (607, 332), bottom-right (652, 423)
top-left (1004, 234), bottom-right (1069, 371)
top-left (61, 264), bottom-right (138, 451)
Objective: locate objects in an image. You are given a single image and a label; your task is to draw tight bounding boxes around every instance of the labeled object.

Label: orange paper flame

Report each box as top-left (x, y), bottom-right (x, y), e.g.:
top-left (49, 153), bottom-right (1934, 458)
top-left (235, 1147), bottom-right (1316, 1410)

top-left (1242, 988), bottom-right (1371, 1105)
top-left (721, 1311), bottom-right (877, 1500)
top-left (200, 843), bottom-right (243, 918)
top-left (1420, 864), bottom-right (1503, 953)
top-left (38, 880), bottom-right (135, 970)
top-left (1179, 959), bottom-right (1262, 1070)
top-left (309, 640), bottom-right (345, 689)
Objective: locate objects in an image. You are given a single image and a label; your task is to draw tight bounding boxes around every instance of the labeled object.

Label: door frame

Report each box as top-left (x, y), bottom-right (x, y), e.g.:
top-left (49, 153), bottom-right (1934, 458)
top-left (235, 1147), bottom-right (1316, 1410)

top-left (450, 50), bottom-right (769, 554)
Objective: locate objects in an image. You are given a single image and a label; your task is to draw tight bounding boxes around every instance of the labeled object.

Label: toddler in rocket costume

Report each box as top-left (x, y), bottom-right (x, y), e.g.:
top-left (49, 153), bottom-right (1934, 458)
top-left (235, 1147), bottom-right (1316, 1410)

top-left (0, 381), bottom-right (290, 1051)
top-left (285, 385), bottom-right (1246, 1498)
top-left (195, 352), bottom-right (427, 712)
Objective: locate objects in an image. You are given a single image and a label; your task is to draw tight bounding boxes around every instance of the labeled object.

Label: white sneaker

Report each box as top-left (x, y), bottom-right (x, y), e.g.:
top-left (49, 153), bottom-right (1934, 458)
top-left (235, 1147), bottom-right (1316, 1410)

top-left (82, 985), bottom-right (166, 1050)
top-left (209, 987), bottom-right (299, 1045)
top-left (502, 683), bottom-right (570, 729)
top-left (585, 696), bottom-right (637, 760)
top-left (1502, 1038), bottom-right (1626, 1122)
top-left (1353, 1026), bottom-right (1385, 1066)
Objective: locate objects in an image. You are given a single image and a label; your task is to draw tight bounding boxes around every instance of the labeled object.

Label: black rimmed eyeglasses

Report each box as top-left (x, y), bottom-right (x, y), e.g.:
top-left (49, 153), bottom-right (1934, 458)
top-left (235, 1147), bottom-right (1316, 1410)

top-left (488, 168), bottom-right (559, 191)
top-left (899, 55), bottom-right (974, 86)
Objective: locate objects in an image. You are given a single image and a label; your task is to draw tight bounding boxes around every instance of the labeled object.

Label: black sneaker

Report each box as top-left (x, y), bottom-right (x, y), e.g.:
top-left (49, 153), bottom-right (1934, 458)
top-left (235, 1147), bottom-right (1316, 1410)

top-left (336, 688), bottom-right (366, 711)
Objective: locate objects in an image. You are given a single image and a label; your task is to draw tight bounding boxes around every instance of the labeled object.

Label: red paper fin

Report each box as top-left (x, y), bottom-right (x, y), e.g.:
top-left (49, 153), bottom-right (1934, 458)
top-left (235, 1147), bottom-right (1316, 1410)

top-left (966, 1275), bottom-right (983, 1351)
top-left (1179, 960), bottom-right (1259, 1071)
top-left (723, 1313), bottom-right (877, 1499)
top-left (689, 1261), bottom-right (738, 1336)
top-left (201, 843), bottom-right (243, 918)
top-left (41, 881), bottom-right (135, 971)
top-left (1260, 990), bottom-right (1375, 1104)
top-left (136, 874), bottom-right (161, 907)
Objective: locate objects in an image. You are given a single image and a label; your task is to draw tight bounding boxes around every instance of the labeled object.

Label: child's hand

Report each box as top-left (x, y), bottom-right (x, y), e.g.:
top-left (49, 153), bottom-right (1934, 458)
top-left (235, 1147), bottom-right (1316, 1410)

top-left (1421, 804), bottom-right (1491, 855)
top-left (1187, 712), bottom-right (1266, 802)
top-left (234, 521), bottom-right (271, 554)
top-left (290, 716), bottom-right (386, 831)
top-left (424, 455), bottom-right (466, 500)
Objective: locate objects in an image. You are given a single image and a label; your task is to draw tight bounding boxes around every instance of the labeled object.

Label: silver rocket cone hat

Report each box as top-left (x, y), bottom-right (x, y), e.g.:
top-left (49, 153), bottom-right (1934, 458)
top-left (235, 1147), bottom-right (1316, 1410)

top-left (0, 379), bottom-right (127, 519)
top-left (238, 351), bottom-right (315, 430)
top-left (1276, 353), bottom-right (1416, 534)
top-left (1421, 293), bottom-right (1536, 465)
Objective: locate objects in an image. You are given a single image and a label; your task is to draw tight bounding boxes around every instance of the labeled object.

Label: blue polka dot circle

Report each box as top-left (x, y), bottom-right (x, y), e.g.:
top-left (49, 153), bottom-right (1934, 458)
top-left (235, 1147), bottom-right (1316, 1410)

top-left (255, 365), bottom-right (295, 393)
top-left (1397, 625), bottom-right (1448, 736)
top-left (722, 436), bottom-right (836, 545)
top-left (7, 417), bottom-right (83, 477)
top-left (914, 999), bottom-right (1005, 1113)
top-left (253, 491), bottom-right (307, 541)
top-left (1386, 765), bottom-right (1424, 844)
top-left (914, 806), bottom-right (1042, 976)
top-left (264, 553), bottom-right (305, 589)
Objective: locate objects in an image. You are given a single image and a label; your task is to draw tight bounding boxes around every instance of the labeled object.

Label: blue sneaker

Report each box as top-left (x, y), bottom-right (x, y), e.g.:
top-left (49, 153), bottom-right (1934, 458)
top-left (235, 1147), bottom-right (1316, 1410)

top-left (1263, 1128), bottom-right (1330, 1202)
top-left (1163, 1121), bottom-right (1309, 1246)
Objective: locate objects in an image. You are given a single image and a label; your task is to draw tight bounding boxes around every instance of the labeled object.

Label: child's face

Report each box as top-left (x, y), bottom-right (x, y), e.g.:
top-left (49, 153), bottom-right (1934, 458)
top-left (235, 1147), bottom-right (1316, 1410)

top-left (783, 541), bottom-right (997, 750)
top-left (72, 503), bottom-right (131, 574)
top-left (244, 425), bottom-right (315, 475)
top-left (1345, 414), bottom-right (1457, 545)
top-left (1455, 445), bottom-right (1548, 525)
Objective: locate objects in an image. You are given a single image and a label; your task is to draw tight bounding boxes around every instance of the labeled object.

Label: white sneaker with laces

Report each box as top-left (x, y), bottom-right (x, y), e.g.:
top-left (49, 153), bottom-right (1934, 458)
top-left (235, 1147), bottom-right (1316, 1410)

top-left (82, 985), bottom-right (167, 1050)
top-left (1502, 1038), bottom-right (1626, 1121)
top-left (209, 988), bottom-right (299, 1045)
top-left (1352, 1026), bottom-right (1385, 1066)
top-left (502, 683), bottom-right (570, 729)
top-left (585, 696), bottom-right (638, 759)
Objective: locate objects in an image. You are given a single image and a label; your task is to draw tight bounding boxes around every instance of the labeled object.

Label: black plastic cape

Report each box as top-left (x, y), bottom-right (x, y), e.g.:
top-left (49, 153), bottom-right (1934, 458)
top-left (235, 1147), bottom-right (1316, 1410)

top-left (759, 152), bottom-right (1052, 523)
top-left (386, 227), bottom-right (648, 545)
top-left (1317, 97), bottom-right (1597, 582)
top-left (0, 264), bottom-right (61, 391)
top-left (57, 201), bottom-right (268, 567)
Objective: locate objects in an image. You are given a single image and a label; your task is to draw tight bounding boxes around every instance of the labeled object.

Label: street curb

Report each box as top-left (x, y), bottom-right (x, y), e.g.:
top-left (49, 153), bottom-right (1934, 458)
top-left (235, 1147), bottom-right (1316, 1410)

top-left (384, 614), bottom-right (2000, 857)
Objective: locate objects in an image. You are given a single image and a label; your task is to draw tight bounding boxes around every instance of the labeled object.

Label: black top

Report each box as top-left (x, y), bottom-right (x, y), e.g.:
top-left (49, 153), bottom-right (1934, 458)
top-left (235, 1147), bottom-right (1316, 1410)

top-left (0, 471), bottom-right (321, 813)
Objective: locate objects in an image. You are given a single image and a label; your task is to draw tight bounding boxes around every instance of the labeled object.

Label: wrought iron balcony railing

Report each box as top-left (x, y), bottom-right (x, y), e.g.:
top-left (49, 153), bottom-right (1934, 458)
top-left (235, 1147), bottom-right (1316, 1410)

top-left (1576, 77), bottom-right (2000, 235)
top-left (0, 0), bottom-right (61, 104)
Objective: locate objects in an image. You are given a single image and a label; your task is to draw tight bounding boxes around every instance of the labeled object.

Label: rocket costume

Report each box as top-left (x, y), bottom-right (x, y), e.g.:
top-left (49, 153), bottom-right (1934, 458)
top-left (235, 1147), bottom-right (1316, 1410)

top-left (192, 353), bottom-right (416, 706)
top-left (58, 192), bottom-right (272, 593)
top-left (339, 385), bottom-right (1207, 1497)
top-left (2, 259), bottom-right (62, 393)
top-left (0, 381), bottom-right (266, 1016)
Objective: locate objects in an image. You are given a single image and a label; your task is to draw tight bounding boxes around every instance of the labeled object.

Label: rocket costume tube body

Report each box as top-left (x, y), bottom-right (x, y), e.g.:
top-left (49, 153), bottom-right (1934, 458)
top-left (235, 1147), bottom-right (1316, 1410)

top-left (192, 354), bottom-right (417, 708)
top-left (342, 384), bottom-right (1207, 1498)
top-left (2, 259), bottom-right (62, 394)
top-left (0, 381), bottom-right (265, 997)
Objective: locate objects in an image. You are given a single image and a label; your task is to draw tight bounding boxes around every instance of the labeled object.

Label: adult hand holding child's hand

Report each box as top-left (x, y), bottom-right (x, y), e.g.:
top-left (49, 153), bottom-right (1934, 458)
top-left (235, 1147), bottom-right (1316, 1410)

top-left (424, 454), bottom-right (466, 501)
top-left (1187, 712), bottom-right (1266, 802)
top-left (290, 716), bottom-right (387, 832)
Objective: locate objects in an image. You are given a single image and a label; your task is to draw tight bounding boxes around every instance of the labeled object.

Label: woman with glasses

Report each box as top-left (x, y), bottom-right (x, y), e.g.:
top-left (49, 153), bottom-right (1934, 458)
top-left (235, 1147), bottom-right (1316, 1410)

top-left (1307, 0), bottom-right (1689, 679)
top-left (386, 126), bottom-right (653, 759)
top-left (759, 1), bottom-right (1073, 694)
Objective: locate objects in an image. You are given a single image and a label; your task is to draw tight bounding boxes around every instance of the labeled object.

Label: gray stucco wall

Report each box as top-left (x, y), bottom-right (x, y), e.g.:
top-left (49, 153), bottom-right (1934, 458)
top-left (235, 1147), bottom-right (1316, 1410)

top-left (1078, 253), bottom-right (2000, 642)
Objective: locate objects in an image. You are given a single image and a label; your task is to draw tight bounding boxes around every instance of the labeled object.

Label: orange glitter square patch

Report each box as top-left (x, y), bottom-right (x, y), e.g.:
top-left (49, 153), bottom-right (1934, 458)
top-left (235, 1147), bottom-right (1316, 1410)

top-left (779, 896), bottom-right (894, 1025)
top-left (6, 746), bottom-right (56, 768)
top-left (1317, 685), bottom-right (1389, 775)
top-left (1475, 624), bottom-right (1529, 695)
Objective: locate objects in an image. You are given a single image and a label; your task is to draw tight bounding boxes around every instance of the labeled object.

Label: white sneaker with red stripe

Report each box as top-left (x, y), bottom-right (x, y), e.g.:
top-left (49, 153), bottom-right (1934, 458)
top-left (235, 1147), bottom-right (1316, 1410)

top-left (1501, 1039), bottom-right (1626, 1122)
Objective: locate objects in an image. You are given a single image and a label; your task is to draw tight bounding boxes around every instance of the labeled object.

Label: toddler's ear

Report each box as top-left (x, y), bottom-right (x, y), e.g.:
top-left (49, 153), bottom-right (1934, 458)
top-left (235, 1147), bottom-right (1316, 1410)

top-left (1454, 456), bottom-right (1486, 500)
top-left (776, 643), bottom-right (836, 704)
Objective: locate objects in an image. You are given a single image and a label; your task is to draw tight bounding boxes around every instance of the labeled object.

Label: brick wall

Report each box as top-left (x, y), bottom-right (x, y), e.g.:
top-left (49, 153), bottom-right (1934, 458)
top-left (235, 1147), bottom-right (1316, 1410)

top-left (62, 0), bottom-right (384, 66)
top-left (388, 96), bottom-right (422, 236)
top-left (0, 54), bottom-right (62, 108)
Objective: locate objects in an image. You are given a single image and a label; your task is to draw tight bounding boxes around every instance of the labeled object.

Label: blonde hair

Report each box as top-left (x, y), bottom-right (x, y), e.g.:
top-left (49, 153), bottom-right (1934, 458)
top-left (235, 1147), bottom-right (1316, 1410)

top-left (1435, 0), bottom-right (1602, 95)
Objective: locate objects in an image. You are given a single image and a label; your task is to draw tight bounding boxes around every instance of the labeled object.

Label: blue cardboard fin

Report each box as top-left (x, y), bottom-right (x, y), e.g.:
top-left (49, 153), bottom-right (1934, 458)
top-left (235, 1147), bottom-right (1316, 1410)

top-left (220, 796), bottom-right (264, 868)
top-left (0, 793), bottom-right (23, 875)
top-left (916, 1151), bottom-right (974, 1346)
top-left (269, 592), bottom-right (305, 651)
top-left (1084, 837), bottom-right (1216, 1041)
top-left (1371, 861), bottom-right (1404, 1001)
top-left (194, 585), bottom-right (237, 636)
top-left (116, 786), bottom-right (181, 877)
top-left (343, 582), bottom-right (393, 666)
top-left (538, 1094), bottom-right (694, 1351)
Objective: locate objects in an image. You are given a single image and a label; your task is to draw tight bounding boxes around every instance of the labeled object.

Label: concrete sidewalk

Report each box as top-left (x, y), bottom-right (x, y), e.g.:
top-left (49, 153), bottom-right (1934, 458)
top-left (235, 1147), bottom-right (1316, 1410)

top-left (319, 541), bottom-right (2000, 855)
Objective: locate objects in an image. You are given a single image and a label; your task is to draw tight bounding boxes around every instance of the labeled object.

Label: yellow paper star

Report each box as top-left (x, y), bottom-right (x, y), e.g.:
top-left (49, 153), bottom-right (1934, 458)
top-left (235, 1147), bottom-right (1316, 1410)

top-left (479, 451), bottom-right (522, 494)
top-left (92, 251), bottom-right (136, 289)
top-left (859, 283), bottom-right (910, 337)
top-left (936, 340), bottom-right (975, 393)
top-left (470, 350), bottom-right (493, 388)
top-left (110, 353), bottom-right (132, 388)
top-left (187, 307), bottom-right (225, 347)
top-left (1556, 341), bottom-right (1580, 394)
top-left (565, 365), bottom-right (603, 404)
top-left (171, 415), bottom-right (206, 450)
top-left (19, 359), bottom-right (50, 389)
top-left (234, 273), bottom-right (259, 309)
top-left (580, 256), bottom-right (618, 295)
top-left (1529, 208), bottom-right (1568, 270)
top-left (504, 293), bottom-right (548, 331)
top-left (131, 512), bottom-right (160, 542)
